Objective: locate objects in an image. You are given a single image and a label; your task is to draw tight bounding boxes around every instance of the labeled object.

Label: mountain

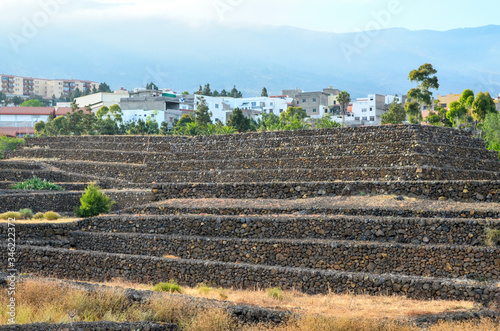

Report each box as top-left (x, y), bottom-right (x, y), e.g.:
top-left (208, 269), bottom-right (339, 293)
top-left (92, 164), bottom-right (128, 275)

top-left (1, 19), bottom-right (499, 98)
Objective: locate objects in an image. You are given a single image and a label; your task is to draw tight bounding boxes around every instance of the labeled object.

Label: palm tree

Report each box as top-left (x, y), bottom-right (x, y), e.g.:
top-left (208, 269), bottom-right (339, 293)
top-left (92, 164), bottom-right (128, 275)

top-left (337, 91), bottom-right (351, 127)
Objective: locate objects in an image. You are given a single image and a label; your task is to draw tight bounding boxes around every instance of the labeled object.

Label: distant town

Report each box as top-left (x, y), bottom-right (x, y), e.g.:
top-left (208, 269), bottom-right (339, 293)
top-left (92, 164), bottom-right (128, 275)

top-left (1, 73), bottom-right (499, 137)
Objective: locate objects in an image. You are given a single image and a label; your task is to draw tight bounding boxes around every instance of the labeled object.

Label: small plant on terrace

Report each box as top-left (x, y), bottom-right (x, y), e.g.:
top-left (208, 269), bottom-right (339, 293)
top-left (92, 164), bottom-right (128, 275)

top-left (196, 283), bottom-right (211, 295)
top-left (43, 211), bottom-right (61, 220)
top-left (11, 176), bottom-right (64, 191)
top-left (19, 208), bottom-right (33, 220)
top-left (267, 287), bottom-right (285, 301)
top-left (33, 212), bottom-right (45, 220)
top-left (154, 280), bottom-right (182, 294)
top-left (485, 228), bottom-right (500, 246)
top-left (74, 183), bottom-right (115, 218)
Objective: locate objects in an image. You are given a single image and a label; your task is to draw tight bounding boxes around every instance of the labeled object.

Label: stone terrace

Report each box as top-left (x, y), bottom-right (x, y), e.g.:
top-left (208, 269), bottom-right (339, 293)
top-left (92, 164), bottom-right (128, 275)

top-left (1, 125), bottom-right (500, 324)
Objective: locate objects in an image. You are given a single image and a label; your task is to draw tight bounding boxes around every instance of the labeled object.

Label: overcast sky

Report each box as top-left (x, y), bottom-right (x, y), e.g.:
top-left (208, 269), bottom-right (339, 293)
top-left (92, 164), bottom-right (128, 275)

top-left (0, 0), bottom-right (498, 34)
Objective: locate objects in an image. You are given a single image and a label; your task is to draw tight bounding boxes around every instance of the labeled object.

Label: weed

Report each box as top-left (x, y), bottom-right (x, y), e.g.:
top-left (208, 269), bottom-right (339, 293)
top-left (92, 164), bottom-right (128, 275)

top-left (196, 283), bottom-right (211, 295)
top-left (44, 211), bottom-right (61, 220)
top-left (19, 208), bottom-right (33, 220)
top-left (11, 176), bottom-right (64, 191)
top-left (153, 280), bottom-right (182, 294)
top-left (33, 212), bottom-right (45, 220)
top-left (485, 228), bottom-right (500, 246)
top-left (267, 287), bottom-right (285, 301)
top-left (0, 212), bottom-right (21, 220)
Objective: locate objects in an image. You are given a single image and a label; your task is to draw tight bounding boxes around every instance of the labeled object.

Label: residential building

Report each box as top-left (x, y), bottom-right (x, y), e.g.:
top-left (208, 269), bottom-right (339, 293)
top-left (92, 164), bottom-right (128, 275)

top-left (350, 94), bottom-right (387, 125)
top-left (435, 94), bottom-right (461, 110)
top-left (0, 74), bottom-right (98, 98)
top-left (75, 90), bottom-right (130, 112)
top-left (0, 106), bottom-right (74, 136)
top-left (284, 87), bottom-right (341, 118)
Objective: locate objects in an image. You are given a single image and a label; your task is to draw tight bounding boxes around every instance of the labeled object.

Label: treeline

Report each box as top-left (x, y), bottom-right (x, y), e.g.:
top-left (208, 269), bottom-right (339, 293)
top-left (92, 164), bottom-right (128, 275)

top-left (171, 99), bottom-right (341, 136)
top-left (194, 83), bottom-right (243, 98)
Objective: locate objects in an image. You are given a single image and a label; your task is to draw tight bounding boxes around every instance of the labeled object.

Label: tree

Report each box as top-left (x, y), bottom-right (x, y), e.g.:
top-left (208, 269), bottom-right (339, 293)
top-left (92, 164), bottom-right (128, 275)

top-left (381, 97), bottom-right (406, 125)
top-left (483, 112), bottom-right (500, 153)
top-left (109, 104), bottom-right (123, 123)
top-left (212, 90), bottom-right (220, 97)
top-left (12, 96), bottom-right (23, 106)
top-left (194, 97), bottom-right (212, 127)
top-left (316, 115), bottom-right (342, 129)
top-left (227, 108), bottom-right (252, 132)
top-left (160, 121), bottom-right (170, 135)
top-left (472, 91), bottom-right (497, 121)
top-left (202, 83), bottom-right (212, 96)
top-left (337, 91), bottom-right (351, 126)
top-left (0, 91), bottom-right (7, 105)
top-left (446, 101), bottom-right (468, 127)
top-left (182, 91), bottom-right (189, 95)
top-left (261, 87), bottom-right (269, 97)
top-left (460, 89), bottom-right (475, 108)
top-left (280, 107), bottom-right (307, 123)
top-left (146, 82), bottom-right (159, 90)
top-left (405, 63), bottom-right (439, 124)
top-left (75, 184), bottom-right (115, 217)
top-left (92, 86), bottom-right (98, 94)
top-left (20, 99), bottom-right (44, 107)
top-left (229, 85), bottom-right (243, 98)
top-left (73, 87), bottom-right (82, 99)
top-left (220, 89), bottom-right (228, 97)
top-left (98, 82), bottom-right (112, 93)
top-left (34, 121), bottom-right (45, 134)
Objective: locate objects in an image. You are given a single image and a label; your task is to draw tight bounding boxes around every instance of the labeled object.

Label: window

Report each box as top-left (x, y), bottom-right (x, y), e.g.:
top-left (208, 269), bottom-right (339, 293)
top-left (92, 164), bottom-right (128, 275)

top-left (313, 109), bottom-right (317, 113)
top-left (362, 116), bottom-right (368, 121)
top-left (362, 108), bottom-right (367, 113)
top-left (333, 101), bottom-right (336, 105)
top-left (312, 98), bottom-right (316, 102)
top-left (302, 99), bottom-right (306, 103)
top-left (251, 102), bottom-right (257, 107)
top-left (215, 104), bottom-right (219, 109)
top-left (441, 103), bottom-right (447, 108)
top-left (279, 109), bottom-right (283, 113)
top-left (370, 116), bottom-right (375, 121)
top-left (303, 109), bottom-right (307, 113)
top-left (355, 117), bottom-right (360, 121)
top-left (370, 97), bottom-right (374, 101)
top-left (370, 107), bottom-right (373, 111)
top-left (325, 109), bottom-right (328, 114)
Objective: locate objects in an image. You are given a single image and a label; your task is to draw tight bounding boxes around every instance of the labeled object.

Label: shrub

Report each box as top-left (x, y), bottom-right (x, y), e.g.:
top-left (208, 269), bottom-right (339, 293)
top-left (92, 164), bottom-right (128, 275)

top-left (0, 212), bottom-right (22, 220)
top-left (33, 212), bottom-right (45, 220)
top-left (485, 228), bottom-right (500, 246)
top-left (154, 280), bottom-right (182, 294)
top-left (267, 287), bottom-right (284, 301)
top-left (196, 283), bottom-right (211, 295)
top-left (11, 176), bottom-right (64, 191)
top-left (75, 184), bottom-right (115, 218)
top-left (19, 208), bottom-right (33, 220)
top-left (0, 136), bottom-right (24, 159)
top-left (43, 211), bottom-right (61, 220)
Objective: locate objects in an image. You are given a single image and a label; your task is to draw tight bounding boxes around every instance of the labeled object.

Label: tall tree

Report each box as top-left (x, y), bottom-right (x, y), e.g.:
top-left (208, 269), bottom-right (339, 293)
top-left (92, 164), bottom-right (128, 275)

top-left (202, 83), bottom-right (212, 96)
top-left (446, 101), bottom-right (468, 127)
top-left (472, 91), bottom-right (497, 121)
top-left (460, 89), bottom-right (475, 108)
top-left (12, 96), bottom-right (23, 106)
top-left (194, 97), bottom-right (212, 127)
top-left (337, 91), bottom-right (351, 126)
top-left (98, 82), bottom-right (112, 93)
top-left (0, 91), bottom-right (7, 105)
top-left (20, 99), bottom-right (44, 107)
top-left (405, 63), bottom-right (439, 124)
top-left (261, 87), bottom-right (269, 97)
top-left (227, 108), bottom-right (251, 132)
top-left (381, 96), bottom-right (406, 125)
top-left (146, 82), bottom-right (159, 90)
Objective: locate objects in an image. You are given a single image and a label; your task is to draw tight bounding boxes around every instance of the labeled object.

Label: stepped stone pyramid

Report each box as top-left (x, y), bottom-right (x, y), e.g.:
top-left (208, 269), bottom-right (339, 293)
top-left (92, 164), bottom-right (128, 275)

top-left (1, 124), bottom-right (500, 310)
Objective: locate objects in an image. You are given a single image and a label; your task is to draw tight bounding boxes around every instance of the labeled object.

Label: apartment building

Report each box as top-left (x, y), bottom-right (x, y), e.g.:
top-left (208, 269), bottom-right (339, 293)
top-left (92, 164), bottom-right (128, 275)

top-left (0, 74), bottom-right (98, 98)
top-left (284, 87), bottom-right (341, 118)
top-left (74, 90), bottom-right (129, 112)
top-left (350, 94), bottom-right (387, 125)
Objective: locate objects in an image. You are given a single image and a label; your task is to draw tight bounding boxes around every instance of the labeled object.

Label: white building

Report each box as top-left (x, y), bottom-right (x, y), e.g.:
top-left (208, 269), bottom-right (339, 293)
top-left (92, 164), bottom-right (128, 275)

top-left (74, 91), bottom-right (130, 112)
top-left (350, 94), bottom-right (387, 126)
top-left (194, 95), bottom-right (293, 124)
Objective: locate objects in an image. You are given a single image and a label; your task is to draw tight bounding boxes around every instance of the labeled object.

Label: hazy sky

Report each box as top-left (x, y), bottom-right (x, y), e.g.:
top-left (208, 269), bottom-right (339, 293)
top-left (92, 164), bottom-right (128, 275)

top-left (0, 0), bottom-right (498, 33)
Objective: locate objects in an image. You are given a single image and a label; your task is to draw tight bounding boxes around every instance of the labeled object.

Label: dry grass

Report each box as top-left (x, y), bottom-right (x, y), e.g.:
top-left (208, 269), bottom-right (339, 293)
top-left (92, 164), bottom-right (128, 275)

top-left (0, 279), bottom-right (498, 331)
top-left (96, 278), bottom-right (476, 320)
top-left (0, 218), bottom-right (79, 224)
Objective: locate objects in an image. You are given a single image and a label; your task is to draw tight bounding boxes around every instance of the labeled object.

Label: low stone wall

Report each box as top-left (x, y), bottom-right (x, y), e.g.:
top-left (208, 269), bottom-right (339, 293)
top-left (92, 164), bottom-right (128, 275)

top-left (147, 153), bottom-right (500, 173)
top-left (0, 222), bottom-right (77, 242)
top-left (70, 232), bottom-right (500, 279)
top-left (152, 180), bottom-right (500, 202)
top-left (79, 215), bottom-right (499, 246)
top-left (3, 245), bottom-right (498, 304)
top-left (148, 167), bottom-right (498, 184)
top-left (0, 190), bottom-right (150, 213)
top-left (0, 169), bottom-right (102, 183)
top-left (0, 321), bottom-right (175, 330)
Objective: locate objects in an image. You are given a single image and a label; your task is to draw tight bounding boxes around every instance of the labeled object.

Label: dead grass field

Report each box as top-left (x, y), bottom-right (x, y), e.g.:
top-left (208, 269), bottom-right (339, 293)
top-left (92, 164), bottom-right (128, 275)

top-left (0, 279), bottom-right (498, 331)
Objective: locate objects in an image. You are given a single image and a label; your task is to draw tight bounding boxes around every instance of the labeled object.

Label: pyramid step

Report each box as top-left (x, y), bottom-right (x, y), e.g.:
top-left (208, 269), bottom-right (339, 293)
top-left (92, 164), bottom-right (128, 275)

top-left (6, 244), bottom-right (498, 304)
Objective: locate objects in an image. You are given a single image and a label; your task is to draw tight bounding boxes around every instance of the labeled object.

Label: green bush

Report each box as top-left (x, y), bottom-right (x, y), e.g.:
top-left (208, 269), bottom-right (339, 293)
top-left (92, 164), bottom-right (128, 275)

top-left (267, 287), bottom-right (284, 301)
top-left (33, 212), bottom-right (45, 220)
top-left (74, 184), bottom-right (115, 218)
top-left (0, 212), bottom-right (22, 220)
top-left (485, 228), bottom-right (500, 246)
top-left (0, 136), bottom-right (24, 159)
top-left (11, 176), bottom-right (64, 191)
top-left (43, 211), bottom-right (61, 220)
top-left (153, 280), bottom-right (182, 293)
top-left (19, 208), bottom-right (33, 220)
